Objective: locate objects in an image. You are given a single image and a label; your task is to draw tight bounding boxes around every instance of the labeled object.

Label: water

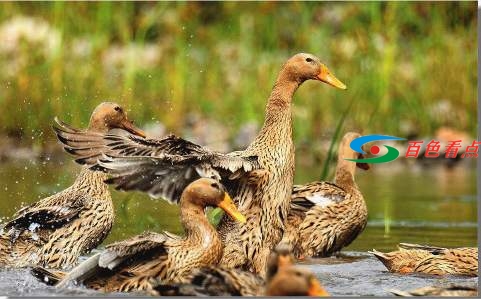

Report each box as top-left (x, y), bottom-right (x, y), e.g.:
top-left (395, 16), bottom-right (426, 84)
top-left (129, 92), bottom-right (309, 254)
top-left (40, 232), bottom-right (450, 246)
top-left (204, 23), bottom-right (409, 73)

top-left (0, 158), bottom-right (477, 296)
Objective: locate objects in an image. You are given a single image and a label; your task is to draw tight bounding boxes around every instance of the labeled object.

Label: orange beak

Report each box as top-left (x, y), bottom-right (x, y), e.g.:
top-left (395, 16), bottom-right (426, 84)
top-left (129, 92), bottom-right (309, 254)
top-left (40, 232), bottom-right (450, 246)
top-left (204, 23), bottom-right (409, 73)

top-left (217, 192), bottom-right (246, 223)
top-left (317, 65), bottom-right (347, 90)
top-left (308, 277), bottom-right (330, 297)
top-left (121, 119), bottom-right (146, 138)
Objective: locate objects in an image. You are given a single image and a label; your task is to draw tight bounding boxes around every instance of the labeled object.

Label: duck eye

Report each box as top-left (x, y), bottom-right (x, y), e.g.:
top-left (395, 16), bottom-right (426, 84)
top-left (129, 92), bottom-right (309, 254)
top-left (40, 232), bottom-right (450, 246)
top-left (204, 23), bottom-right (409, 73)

top-left (305, 57), bottom-right (313, 62)
top-left (210, 183), bottom-right (219, 189)
top-left (114, 106), bottom-right (122, 112)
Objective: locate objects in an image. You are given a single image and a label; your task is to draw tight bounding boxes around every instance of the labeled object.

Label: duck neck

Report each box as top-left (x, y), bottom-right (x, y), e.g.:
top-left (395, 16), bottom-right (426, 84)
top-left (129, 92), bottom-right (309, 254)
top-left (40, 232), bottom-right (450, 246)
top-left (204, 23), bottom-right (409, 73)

top-left (180, 201), bottom-right (218, 249)
top-left (73, 167), bottom-right (110, 197)
top-left (334, 159), bottom-right (357, 194)
top-left (256, 72), bottom-right (300, 143)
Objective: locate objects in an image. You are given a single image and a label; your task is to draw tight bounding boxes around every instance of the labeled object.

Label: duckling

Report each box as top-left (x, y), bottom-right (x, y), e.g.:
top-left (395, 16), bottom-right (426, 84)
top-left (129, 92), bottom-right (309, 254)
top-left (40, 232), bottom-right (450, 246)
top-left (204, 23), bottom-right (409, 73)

top-left (281, 132), bottom-right (369, 258)
top-left (32, 178), bottom-right (246, 293)
top-left (0, 102), bottom-right (145, 269)
top-left (371, 243), bottom-right (478, 277)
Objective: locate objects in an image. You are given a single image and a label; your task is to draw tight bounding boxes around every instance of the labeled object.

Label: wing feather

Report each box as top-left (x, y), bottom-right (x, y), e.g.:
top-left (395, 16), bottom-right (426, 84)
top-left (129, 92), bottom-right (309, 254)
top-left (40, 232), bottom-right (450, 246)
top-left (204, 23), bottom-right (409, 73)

top-left (54, 118), bottom-right (261, 204)
top-left (290, 181), bottom-right (346, 213)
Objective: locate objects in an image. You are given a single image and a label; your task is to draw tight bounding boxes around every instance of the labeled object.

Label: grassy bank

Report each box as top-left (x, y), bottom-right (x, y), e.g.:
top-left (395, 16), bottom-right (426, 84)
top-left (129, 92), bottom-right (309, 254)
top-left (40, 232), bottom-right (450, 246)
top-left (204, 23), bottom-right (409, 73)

top-left (0, 2), bottom-right (476, 151)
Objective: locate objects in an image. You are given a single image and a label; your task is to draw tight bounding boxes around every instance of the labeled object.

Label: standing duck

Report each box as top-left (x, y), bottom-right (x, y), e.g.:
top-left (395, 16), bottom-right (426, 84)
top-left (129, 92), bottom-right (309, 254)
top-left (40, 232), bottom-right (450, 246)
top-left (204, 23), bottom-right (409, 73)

top-left (0, 102), bottom-right (145, 269)
top-left (32, 178), bottom-right (246, 293)
top-left (52, 53), bottom-right (346, 275)
top-left (153, 244), bottom-right (329, 296)
top-left (281, 132), bottom-right (369, 258)
top-left (371, 243), bottom-right (478, 277)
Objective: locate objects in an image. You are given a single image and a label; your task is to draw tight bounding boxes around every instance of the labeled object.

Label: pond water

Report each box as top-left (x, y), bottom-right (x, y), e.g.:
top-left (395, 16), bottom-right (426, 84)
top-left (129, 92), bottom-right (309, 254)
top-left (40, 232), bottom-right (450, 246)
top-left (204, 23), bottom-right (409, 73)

top-left (0, 157), bottom-right (477, 296)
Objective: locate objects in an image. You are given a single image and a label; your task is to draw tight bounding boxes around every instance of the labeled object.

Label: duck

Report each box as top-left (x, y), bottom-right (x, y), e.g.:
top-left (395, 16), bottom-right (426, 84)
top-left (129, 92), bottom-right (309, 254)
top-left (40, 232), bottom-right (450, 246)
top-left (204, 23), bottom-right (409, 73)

top-left (370, 243), bottom-right (478, 277)
top-left (0, 102), bottom-right (145, 269)
top-left (281, 132), bottom-right (369, 258)
top-left (52, 53), bottom-right (347, 275)
top-left (31, 178), bottom-right (246, 293)
top-left (265, 266), bottom-right (329, 296)
top-left (389, 284), bottom-right (478, 297)
top-left (152, 244), bottom-right (329, 296)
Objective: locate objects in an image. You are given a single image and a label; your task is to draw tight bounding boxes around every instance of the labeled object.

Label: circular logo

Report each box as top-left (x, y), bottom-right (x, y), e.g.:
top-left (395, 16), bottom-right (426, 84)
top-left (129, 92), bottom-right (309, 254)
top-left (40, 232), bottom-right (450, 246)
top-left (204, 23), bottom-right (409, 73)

top-left (346, 135), bottom-right (406, 164)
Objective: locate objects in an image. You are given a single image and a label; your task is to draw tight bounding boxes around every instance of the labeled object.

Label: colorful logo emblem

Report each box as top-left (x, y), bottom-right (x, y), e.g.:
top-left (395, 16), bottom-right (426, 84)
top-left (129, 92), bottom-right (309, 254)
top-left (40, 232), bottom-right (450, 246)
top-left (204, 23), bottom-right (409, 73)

top-left (346, 135), bottom-right (406, 164)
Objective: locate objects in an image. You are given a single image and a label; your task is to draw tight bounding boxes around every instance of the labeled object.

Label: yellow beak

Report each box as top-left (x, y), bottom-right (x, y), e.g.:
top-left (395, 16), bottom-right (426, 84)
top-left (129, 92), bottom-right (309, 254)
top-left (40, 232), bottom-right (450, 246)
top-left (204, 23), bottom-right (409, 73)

top-left (217, 193), bottom-right (246, 223)
top-left (317, 65), bottom-right (347, 90)
top-left (308, 277), bottom-right (330, 297)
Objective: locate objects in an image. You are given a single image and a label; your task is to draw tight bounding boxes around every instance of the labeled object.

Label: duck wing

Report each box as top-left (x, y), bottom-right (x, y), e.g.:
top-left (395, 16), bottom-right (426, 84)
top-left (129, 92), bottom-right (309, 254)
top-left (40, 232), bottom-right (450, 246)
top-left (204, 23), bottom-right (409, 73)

top-left (54, 118), bottom-right (260, 204)
top-left (398, 243), bottom-right (450, 255)
top-left (99, 231), bottom-right (173, 270)
top-left (4, 193), bottom-right (87, 235)
top-left (290, 182), bottom-right (347, 214)
top-left (54, 117), bottom-right (208, 165)
top-left (412, 247), bottom-right (478, 276)
top-left (55, 231), bottom-right (174, 288)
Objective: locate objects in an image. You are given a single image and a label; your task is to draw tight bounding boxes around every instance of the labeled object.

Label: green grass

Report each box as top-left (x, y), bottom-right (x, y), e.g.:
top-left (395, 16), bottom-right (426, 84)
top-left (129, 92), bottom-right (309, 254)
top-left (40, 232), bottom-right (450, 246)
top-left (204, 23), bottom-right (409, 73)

top-left (0, 2), bottom-right (476, 152)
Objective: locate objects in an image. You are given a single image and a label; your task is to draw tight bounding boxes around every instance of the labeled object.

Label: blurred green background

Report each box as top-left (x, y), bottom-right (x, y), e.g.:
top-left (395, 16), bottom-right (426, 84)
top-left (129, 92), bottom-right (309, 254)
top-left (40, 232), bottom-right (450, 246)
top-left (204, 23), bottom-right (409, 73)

top-left (0, 2), bottom-right (477, 251)
top-left (0, 2), bottom-right (477, 148)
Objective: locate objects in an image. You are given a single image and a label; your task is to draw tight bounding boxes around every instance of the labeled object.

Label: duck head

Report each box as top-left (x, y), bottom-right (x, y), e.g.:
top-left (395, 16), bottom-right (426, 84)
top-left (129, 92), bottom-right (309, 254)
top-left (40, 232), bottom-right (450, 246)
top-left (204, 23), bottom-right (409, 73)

top-left (266, 266), bottom-right (329, 296)
top-left (266, 243), bottom-right (296, 280)
top-left (281, 53), bottom-right (346, 89)
top-left (184, 178), bottom-right (246, 223)
top-left (88, 102), bottom-right (146, 137)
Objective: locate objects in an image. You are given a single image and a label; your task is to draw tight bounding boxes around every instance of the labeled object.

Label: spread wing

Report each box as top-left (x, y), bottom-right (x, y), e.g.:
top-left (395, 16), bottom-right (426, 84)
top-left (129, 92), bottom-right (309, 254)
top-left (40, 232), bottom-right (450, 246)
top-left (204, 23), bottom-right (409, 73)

top-left (53, 118), bottom-right (261, 204)
top-left (290, 182), bottom-right (347, 214)
top-left (53, 117), bottom-right (209, 165)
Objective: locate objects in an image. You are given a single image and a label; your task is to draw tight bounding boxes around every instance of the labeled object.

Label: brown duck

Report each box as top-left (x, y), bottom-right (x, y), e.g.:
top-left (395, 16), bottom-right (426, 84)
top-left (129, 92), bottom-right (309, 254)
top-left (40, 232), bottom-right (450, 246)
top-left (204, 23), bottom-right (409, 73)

top-left (153, 244), bottom-right (329, 296)
top-left (52, 53), bottom-right (346, 275)
top-left (389, 284), bottom-right (478, 297)
top-left (0, 102), bottom-right (145, 269)
top-left (32, 178), bottom-right (246, 293)
top-left (281, 132), bottom-right (369, 258)
top-left (371, 243), bottom-right (478, 277)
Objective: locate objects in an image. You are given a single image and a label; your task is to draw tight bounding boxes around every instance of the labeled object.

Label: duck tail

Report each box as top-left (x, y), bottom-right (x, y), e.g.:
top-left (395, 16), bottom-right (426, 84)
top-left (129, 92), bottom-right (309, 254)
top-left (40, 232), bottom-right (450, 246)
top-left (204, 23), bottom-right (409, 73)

top-left (369, 249), bottom-right (388, 261)
top-left (31, 267), bottom-right (66, 286)
top-left (55, 253), bottom-right (101, 288)
top-left (369, 249), bottom-right (394, 270)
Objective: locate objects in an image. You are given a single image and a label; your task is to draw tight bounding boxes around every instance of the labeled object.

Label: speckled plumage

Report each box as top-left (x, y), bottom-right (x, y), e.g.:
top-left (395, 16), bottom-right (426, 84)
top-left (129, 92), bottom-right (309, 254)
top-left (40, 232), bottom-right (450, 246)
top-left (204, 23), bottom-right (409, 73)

top-left (52, 53), bottom-right (346, 275)
top-left (281, 132), bottom-right (369, 258)
top-left (152, 244), bottom-right (329, 296)
top-left (0, 102), bottom-right (144, 270)
top-left (32, 178), bottom-right (246, 293)
top-left (0, 169), bottom-right (112, 269)
top-left (371, 243), bottom-right (478, 277)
